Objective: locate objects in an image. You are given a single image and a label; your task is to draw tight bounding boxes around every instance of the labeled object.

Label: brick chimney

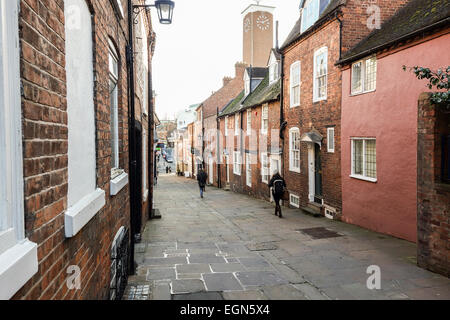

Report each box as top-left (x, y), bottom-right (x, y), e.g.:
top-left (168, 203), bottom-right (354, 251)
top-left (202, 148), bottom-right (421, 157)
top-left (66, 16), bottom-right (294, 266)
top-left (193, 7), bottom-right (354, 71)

top-left (235, 62), bottom-right (248, 79)
top-left (223, 77), bottom-right (232, 87)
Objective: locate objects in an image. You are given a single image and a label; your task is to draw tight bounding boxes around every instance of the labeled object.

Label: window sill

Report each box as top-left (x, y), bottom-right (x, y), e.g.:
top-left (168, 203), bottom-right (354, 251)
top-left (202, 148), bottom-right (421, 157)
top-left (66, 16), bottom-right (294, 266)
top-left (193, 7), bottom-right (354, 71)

top-left (313, 97), bottom-right (327, 103)
top-left (0, 238), bottom-right (38, 300)
top-left (110, 172), bottom-right (129, 196)
top-left (289, 168), bottom-right (301, 174)
top-left (290, 104), bottom-right (300, 109)
top-left (65, 188), bottom-right (106, 238)
top-left (350, 89), bottom-right (376, 97)
top-left (350, 174), bottom-right (377, 183)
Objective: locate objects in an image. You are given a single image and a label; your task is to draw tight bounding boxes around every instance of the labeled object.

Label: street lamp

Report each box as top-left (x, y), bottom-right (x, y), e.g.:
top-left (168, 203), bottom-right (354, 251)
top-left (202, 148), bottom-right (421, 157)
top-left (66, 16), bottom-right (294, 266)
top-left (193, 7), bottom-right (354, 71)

top-left (133, 0), bottom-right (175, 25)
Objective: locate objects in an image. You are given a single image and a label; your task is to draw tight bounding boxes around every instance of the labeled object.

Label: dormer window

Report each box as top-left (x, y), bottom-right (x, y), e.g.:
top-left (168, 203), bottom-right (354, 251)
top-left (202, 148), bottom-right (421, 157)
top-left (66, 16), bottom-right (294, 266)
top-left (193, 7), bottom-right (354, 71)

top-left (244, 71), bottom-right (251, 96)
top-left (269, 62), bottom-right (279, 83)
top-left (301, 0), bottom-right (330, 33)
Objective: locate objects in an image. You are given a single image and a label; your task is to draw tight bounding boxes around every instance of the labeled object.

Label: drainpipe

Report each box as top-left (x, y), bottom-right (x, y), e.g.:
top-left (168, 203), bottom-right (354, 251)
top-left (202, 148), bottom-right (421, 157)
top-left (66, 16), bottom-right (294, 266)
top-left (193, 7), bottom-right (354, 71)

top-left (127, 0), bottom-right (138, 275)
top-left (217, 107), bottom-right (221, 189)
top-left (277, 48), bottom-right (286, 178)
top-left (335, 11), bottom-right (343, 61)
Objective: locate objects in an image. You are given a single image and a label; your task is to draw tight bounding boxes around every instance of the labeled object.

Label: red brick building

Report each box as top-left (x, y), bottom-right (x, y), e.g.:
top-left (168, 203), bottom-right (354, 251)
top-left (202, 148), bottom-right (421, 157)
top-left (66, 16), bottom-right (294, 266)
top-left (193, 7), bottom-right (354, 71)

top-left (0, 0), bottom-right (155, 300)
top-left (280, 0), bottom-right (408, 218)
top-left (217, 54), bottom-right (282, 201)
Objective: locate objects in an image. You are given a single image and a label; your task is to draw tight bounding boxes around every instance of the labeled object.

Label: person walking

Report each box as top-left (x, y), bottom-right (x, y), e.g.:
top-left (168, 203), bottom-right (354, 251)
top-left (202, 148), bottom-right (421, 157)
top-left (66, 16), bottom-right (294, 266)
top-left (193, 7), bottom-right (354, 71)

top-left (197, 168), bottom-right (208, 198)
top-left (269, 170), bottom-right (286, 218)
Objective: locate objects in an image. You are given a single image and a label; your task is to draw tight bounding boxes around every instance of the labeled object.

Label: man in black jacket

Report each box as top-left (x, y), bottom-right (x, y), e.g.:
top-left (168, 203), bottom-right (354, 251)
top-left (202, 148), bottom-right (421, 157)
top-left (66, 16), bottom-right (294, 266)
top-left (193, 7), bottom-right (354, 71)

top-left (197, 168), bottom-right (208, 198)
top-left (269, 171), bottom-right (286, 218)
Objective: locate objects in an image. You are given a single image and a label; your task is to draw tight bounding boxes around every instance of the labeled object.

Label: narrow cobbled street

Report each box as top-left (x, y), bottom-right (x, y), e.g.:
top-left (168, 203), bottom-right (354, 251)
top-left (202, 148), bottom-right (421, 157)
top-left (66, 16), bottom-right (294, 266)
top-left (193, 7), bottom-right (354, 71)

top-left (125, 175), bottom-right (450, 300)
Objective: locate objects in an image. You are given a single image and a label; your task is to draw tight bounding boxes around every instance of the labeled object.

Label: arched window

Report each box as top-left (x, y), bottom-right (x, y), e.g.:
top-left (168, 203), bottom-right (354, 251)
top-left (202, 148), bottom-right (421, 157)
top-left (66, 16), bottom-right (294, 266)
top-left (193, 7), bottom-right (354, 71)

top-left (65, 0), bottom-right (105, 238)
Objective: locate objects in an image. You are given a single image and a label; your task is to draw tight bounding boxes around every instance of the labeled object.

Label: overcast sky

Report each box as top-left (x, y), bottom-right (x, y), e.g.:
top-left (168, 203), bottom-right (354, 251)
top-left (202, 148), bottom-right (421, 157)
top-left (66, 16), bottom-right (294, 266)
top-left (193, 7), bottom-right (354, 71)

top-left (149, 0), bottom-right (300, 120)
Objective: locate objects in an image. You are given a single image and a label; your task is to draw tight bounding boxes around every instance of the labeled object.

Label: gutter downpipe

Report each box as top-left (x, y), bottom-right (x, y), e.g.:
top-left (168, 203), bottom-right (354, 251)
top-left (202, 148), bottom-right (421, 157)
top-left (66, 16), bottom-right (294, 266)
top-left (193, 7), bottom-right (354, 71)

top-left (217, 108), bottom-right (221, 189)
top-left (127, 0), bottom-right (138, 275)
top-left (335, 11), bottom-right (343, 61)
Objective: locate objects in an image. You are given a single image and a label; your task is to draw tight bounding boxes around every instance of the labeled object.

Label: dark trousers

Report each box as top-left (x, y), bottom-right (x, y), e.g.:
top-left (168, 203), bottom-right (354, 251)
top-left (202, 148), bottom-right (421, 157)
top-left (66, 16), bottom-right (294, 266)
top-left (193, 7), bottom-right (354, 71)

top-left (199, 185), bottom-right (205, 198)
top-left (273, 193), bottom-right (282, 217)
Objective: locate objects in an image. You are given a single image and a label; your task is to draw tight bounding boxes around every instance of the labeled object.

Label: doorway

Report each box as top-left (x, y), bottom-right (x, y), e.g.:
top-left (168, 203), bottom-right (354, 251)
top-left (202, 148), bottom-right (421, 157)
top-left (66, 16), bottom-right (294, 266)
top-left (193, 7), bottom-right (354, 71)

top-left (132, 121), bottom-right (143, 240)
top-left (308, 144), bottom-right (323, 204)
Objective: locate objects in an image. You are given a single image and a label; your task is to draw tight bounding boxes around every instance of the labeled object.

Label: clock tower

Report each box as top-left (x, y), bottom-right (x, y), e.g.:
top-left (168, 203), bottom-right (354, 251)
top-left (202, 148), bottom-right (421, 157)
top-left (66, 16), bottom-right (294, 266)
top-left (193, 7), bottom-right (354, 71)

top-left (242, 3), bottom-right (275, 68)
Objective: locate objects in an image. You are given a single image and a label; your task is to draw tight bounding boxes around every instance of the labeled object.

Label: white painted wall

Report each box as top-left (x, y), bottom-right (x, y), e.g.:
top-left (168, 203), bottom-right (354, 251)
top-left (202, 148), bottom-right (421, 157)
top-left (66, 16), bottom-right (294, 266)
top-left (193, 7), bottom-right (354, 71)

top-left (65, 0), bottom-right (96, 207)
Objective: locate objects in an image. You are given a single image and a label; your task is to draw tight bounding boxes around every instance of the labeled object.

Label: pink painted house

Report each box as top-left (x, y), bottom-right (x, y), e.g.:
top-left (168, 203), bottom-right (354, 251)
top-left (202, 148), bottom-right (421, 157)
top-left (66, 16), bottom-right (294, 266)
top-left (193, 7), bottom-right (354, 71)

top-left (337, 0), bottom-right (450, 242)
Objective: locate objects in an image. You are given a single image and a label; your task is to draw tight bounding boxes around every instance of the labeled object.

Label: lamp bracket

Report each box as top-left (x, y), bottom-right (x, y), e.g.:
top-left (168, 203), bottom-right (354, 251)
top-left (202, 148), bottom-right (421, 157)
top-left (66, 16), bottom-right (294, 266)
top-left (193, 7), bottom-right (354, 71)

top-left (132, 5), bottom-right (155, 24)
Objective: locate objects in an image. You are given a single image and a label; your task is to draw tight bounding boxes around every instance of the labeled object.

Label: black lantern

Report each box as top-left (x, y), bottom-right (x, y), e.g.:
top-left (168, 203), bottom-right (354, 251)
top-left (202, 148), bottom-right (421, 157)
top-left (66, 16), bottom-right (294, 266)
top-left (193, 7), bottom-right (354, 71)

top-left (133, 1), bottom-right (175, 25)
top-left (155, 0), bottom-right (175, 24)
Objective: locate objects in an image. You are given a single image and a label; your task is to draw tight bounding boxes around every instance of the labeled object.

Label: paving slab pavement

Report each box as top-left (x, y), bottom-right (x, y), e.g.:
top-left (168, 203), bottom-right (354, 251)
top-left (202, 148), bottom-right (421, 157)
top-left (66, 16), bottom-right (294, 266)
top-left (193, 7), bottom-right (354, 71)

top-left (125, 175), bottom-right (450, 300)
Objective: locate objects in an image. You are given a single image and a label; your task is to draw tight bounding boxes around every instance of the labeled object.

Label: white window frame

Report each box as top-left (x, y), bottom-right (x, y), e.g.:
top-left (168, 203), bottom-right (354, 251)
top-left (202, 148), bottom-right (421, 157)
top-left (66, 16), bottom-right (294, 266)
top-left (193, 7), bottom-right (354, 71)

top-left (233, 151), bottom-right (242, 176)
top-left (109, 41), bottom-right (120, 176)
top-left (351, 56), bottom-right (377, 95)
top-left (247, 110), bottom-right (252, 135)
top-left (289, 128), bottom-right (301, 173)
top-left (0, 0), bottom-right (38, 300)
top-left (290, 61), bottom-right (301, 108)
top-left (301, 0), bottom-right (320, 33)
top-left (350, 138), bottom-right (377, 183)
top-left (225, 116), bottom-right (229, 136)
top-left (269, 53), bottom-right (279, 84)
top-left (244, 71), bottom-right (251, 96)
top-left (313, 46), bottom-right (328, 102)
top-left (327, 127), bottom-right (335, 153)
top-left (246, 153), bottom-right (252, 187)
top-left (261, 104), bottom-right (269, 135)
top-left (290, 194), bottom-right (300, 208)
top-left (235, 114), bottom-right (240, 136)
top-left (261, 153), bottom-right (270, 184)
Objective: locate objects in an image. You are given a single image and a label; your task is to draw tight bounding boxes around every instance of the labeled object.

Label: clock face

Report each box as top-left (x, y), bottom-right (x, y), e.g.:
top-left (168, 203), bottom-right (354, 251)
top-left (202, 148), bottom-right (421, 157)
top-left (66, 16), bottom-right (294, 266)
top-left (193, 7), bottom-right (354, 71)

top-left (244, 18), bottom-right (251, 33)
top-left (256, 14), bottom-right (270, 30)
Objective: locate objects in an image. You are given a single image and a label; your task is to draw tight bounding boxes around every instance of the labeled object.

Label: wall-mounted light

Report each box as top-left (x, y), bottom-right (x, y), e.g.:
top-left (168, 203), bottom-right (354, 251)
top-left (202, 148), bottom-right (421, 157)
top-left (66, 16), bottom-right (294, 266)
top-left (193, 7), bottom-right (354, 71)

top-left (133, 0), bottom-right (175, 25)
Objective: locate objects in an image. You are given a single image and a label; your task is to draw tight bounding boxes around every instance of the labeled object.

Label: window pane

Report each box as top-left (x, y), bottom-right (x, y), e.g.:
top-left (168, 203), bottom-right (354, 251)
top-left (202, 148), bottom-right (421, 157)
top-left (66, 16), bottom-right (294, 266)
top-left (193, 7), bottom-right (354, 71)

top-left (365, 140), bottom-right (377, 178)
top-left (110, 78), bottom-right (119, 169)
top-left (292, 85), bottom-right (300, 105)
top-left (353, 140), bottom-right (363, 175)
top-left (365, 57), bottom-right (377, 91)
top-left (352, 62), bottom-right (362, 93)
top-left (328, 128), bottom-right (335, 151)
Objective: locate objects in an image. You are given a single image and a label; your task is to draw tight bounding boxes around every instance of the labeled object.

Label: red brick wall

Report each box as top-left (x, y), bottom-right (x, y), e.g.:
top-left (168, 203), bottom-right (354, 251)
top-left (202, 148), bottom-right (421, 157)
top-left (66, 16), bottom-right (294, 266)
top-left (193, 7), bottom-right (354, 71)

top-left (282, 19), bottom-right (342, 213)
top-left (202, 62), bottom-right (247, 119)
top-left (341, 0), bottom-right (409, 54)
top-left (417, 93), bottom-right (450, 277)
top-left (15, 0), bottom-right (151, 300)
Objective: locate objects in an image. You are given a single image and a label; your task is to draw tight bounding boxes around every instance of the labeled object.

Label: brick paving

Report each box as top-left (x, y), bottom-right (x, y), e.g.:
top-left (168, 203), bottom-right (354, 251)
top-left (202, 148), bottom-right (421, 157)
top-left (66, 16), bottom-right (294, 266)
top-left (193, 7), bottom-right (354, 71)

top-left (124, 175), bottom-right (450, 300)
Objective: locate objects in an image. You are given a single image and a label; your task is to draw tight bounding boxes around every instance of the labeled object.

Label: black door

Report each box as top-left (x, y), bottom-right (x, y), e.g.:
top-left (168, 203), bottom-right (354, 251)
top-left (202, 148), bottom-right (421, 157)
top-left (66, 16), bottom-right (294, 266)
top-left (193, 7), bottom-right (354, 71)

top-left (132, 121), bottom-right (143, 240)
top-left (314, 144), bottom-right (323, 204)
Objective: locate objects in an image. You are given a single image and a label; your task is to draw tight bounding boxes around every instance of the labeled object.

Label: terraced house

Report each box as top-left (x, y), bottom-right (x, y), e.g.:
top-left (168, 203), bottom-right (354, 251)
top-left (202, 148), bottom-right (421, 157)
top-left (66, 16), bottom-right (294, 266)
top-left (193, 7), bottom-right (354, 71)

top-left (279, 0), bottom-right (408, 219)
top-left (217, 53), bottom-right (282, 200)
top-left (0, 0), bottom-right (156, 300)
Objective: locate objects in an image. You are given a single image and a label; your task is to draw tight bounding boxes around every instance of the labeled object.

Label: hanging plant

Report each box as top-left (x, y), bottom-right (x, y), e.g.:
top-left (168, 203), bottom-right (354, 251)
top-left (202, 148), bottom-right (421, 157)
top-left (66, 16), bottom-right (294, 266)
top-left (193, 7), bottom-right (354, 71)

top-left (403, 66), bottom-right (450, 109)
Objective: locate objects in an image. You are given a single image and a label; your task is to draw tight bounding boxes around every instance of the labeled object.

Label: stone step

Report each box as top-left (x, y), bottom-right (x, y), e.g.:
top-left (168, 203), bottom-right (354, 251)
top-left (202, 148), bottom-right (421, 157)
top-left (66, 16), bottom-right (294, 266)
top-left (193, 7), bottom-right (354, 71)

top-left (301, 206), bottom-right (322, 218)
